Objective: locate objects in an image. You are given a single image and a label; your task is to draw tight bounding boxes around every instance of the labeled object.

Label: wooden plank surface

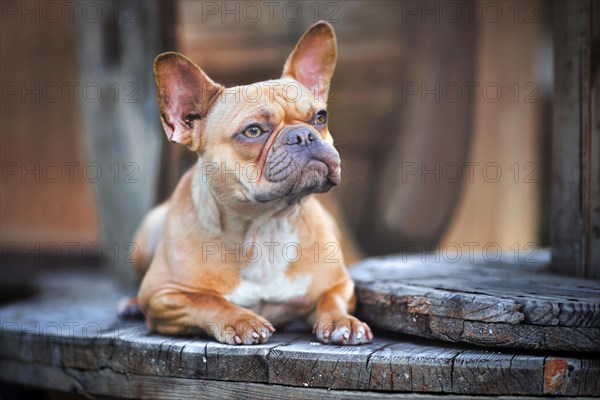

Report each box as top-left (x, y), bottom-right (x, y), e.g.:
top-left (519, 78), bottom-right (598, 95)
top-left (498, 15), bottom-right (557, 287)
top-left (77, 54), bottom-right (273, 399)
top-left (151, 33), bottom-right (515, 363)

top-left (269, 335), bottom-right (393, 390)
top-left (350, 251), bottom-right (600, 352)
top-left (0, 271), bottom-right (599, 397)
top-left (0, 359), bottom-right (564, 400)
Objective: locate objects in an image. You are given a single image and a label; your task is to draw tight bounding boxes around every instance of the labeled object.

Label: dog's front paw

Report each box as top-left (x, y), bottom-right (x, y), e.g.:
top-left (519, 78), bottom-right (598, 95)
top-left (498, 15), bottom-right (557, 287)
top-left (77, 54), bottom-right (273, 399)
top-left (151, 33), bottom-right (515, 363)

top-left (313, 313), bottom-right (373, 345)
top-left (215, 311), bottom-right (276, 345)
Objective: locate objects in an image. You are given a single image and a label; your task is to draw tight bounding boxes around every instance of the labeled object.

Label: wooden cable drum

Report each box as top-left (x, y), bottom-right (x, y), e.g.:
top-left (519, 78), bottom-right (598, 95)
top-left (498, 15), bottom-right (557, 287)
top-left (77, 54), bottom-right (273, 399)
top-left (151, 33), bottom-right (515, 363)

top-left (1, 269), bottom-right (598, 396)
top-left (350, 250), bottom-right (600, 352)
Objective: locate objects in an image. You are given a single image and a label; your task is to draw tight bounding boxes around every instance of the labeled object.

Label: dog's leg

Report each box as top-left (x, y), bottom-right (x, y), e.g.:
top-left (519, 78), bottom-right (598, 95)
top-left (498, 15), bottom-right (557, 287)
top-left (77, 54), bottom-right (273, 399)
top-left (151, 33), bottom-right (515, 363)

top-left (311, 280), bottom-right (373, 345)
top-left (143, 292), bottom-right (276, 345)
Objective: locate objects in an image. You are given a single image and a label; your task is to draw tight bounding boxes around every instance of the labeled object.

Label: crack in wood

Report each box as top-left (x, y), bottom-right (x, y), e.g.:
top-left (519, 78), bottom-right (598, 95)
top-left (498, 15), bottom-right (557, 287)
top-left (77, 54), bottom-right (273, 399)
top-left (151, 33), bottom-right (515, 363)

top-left (60, 367), bottom-right (94, 399)
top-left (448, 350), bottom-right (463, 394)
top-left (365, 342), bottom-right (391, 390)
top-left (329, 356), bottom-right (341, 389)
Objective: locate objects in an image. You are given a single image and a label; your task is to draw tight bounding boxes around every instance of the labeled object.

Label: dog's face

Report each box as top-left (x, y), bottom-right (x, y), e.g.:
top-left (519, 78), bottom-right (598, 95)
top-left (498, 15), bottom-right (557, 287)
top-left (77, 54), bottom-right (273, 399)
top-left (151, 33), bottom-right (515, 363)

top-left (154, 22), bottom-right (340, 211)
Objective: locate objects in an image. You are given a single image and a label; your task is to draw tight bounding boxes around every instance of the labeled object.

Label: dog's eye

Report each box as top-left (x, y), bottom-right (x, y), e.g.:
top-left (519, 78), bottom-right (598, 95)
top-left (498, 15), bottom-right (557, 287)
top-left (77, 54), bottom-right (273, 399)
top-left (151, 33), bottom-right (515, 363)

top-left (242, 125), bottom-right (264, 138)
top-left (314, 110), bottom-right (327, 125)
top-left (183, 113), bottom-right (201, 127)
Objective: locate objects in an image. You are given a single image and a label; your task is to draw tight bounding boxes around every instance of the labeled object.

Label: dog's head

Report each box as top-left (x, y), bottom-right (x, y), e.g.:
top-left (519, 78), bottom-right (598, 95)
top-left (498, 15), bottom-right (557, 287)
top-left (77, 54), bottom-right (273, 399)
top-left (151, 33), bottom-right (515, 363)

top-left (154, 21), bottom-right (340, 210)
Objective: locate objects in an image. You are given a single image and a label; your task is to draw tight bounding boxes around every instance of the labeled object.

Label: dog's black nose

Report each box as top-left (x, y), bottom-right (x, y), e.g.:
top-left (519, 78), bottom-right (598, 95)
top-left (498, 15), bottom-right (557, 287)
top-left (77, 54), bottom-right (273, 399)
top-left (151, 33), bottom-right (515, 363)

top-left (285, 129), bottom-right (317, 146)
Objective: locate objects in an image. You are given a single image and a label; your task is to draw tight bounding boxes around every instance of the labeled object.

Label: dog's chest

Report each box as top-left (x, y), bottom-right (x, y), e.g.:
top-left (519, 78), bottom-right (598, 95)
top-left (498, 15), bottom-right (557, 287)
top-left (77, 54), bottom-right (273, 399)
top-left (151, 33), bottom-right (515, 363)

top-left (224, 219), bottom-right (311, 307)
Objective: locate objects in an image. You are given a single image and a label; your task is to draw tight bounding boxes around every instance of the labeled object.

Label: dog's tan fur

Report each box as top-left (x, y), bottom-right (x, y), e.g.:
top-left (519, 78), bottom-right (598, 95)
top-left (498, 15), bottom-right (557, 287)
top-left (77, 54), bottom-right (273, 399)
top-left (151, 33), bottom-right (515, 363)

top-left (131, 22), bottom-right (372, 345)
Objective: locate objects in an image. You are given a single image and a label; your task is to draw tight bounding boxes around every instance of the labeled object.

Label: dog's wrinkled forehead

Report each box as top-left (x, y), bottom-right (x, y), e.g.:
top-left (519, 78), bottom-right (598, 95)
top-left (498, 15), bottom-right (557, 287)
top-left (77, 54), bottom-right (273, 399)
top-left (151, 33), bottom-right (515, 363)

top-left (207, 78), bottom-right (324, 133)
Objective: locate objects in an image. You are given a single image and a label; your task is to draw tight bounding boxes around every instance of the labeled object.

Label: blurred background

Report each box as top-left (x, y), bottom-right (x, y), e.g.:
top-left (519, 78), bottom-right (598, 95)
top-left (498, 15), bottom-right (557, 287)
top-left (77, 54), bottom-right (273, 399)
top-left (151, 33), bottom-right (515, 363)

top-left (1, 0), bottom-right (554, 284)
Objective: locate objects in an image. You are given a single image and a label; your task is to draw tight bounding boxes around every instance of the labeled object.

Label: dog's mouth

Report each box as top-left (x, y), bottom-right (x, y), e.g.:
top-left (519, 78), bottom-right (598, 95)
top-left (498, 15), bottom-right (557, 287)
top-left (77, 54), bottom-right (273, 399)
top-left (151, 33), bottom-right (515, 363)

top-left (254, 149), bottom-right (341, 204)
top-left (323, 159), bottom-right (342, 186)
top-left (287, 159), bottom-right (339, 201)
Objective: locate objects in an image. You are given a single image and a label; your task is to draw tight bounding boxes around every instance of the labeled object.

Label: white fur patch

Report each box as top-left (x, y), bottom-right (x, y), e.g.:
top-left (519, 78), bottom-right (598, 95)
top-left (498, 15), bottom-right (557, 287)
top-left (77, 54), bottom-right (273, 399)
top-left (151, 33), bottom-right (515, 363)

top-left (224, 218), bottom-right (311, 307)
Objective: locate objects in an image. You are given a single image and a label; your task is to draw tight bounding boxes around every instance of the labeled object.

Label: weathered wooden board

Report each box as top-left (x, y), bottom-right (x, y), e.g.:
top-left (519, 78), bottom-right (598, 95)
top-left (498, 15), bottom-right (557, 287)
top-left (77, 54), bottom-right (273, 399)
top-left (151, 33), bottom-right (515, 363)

top-left (0, 359), bottom-right (566, 400)
top-left (269, 335), bottom-right (393, 390)
top-left (0, 271), bottom-right (598, 397)
top-left (350, 251), bottom-right (600, 352)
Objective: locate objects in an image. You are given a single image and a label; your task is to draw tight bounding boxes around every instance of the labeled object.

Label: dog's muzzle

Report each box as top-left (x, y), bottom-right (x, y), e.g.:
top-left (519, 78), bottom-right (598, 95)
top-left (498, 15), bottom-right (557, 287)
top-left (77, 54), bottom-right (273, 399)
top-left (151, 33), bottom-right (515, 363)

top-left (264, 126), bottom-right (341, 185)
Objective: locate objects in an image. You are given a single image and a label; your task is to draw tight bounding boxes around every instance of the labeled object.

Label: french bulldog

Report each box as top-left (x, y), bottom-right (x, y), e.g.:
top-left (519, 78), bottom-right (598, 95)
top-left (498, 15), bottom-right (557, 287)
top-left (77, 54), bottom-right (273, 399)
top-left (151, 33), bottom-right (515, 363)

top-left (128, 21), bottom-right (372, 345)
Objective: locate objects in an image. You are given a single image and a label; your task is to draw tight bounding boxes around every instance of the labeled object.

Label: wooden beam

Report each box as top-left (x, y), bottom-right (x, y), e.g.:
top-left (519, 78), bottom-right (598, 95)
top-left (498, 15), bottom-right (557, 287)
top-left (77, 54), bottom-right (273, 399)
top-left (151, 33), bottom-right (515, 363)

top-left (552, 0), bottom-right (600, 279)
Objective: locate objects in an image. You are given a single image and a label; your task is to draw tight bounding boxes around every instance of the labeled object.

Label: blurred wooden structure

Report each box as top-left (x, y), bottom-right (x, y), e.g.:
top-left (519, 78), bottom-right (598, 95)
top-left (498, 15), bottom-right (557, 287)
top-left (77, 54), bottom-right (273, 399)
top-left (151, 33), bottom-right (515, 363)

top-left (441, 1), bottom-right (542, 253)
top-left (551, 0), bottom-right (600, 279)
top-left (1, 0), bottom-right (546, 263)
top-left (74, 0), bottom-right (176, 285)
top-left (0, 0), bottom-right (97, 246)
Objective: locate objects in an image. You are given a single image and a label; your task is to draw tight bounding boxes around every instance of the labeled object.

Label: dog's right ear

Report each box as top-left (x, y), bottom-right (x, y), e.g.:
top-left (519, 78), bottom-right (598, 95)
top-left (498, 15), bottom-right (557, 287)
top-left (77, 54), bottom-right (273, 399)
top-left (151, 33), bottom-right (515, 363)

top-left (153, 52), bottom-right (223, 151)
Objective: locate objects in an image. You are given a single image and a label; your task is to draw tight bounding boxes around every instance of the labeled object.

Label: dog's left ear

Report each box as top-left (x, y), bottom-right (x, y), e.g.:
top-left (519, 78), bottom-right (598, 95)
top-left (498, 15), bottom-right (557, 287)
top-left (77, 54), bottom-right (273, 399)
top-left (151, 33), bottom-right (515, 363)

top-left (154, 52), bottom-right (223, 151)
top-left (282, 21), bottom-right (337, 103)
